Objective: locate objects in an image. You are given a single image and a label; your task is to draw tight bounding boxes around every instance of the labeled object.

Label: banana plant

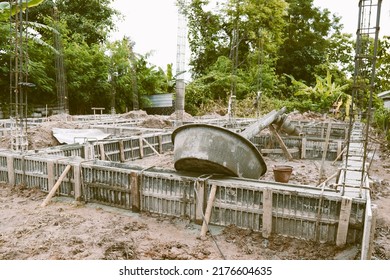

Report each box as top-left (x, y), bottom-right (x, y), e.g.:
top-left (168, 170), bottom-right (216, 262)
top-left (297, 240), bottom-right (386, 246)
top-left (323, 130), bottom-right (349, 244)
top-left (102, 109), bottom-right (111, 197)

top-left (1, 0), bottom-right (58, 53)
top-left (0, 0), bottom-right (45, 22)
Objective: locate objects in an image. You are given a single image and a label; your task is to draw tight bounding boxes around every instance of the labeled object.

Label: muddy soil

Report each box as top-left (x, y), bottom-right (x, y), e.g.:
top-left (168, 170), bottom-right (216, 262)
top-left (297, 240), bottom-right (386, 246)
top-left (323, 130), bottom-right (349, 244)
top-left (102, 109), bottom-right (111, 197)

top-left (0, 151), bottom-right (388, 260)
top-left (0, 182), bottom-right (351, 260)
top-left (0, 111), bottom-right (388, 260)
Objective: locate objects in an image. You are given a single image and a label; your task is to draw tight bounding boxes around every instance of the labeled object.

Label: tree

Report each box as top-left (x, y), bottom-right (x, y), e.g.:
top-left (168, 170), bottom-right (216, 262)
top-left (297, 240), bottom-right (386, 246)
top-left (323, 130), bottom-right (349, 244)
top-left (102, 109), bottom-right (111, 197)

top-left (276, 0), bottom-right (343, 85)
top-left (179, 0), bottom-right (287, 78)
top-left (376, 36), bottom-right (390, 92)
top-left (27, 0), bottom-right (118, 46)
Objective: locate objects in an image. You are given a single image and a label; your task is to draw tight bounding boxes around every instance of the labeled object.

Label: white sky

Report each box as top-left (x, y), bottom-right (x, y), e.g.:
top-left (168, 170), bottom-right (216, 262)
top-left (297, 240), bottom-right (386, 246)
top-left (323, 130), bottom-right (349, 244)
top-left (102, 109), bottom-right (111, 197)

top-left (109, 0), bottom-right (390, 70)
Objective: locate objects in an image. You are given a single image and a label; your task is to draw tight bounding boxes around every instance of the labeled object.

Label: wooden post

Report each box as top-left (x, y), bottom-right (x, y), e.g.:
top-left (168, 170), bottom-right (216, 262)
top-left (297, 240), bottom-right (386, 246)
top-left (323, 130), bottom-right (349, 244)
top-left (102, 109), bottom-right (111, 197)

top-left (139, 138), bottom-right (144, 159)
top-left (200, 184), bottom-right (217, 237)
top-left (158, 135), bottom-right (163, 154)
top-left (47, 160), bottom-right (55, 191)
top-left (262, 188), bottom-right (273, 238)
top-left (336, 197), bottom-right (352, 247)
top-left (318, 122), bottom-right (332, 184)
top-left (337, 140), bottom-right (342, 158)
top-left (119, 140), bottom-right (125, 162)
top-left (6, 155), bottom-right (15, 186)
top-left (269, 125), bottom-right (293, 161)
top-left (195, 181), bottom-right (205, 225)
top-left (301, 136), bottom-right (307, 159)
top-left (73, 163), bottom-right (81, 201)
top-left (130, 172), bottom-right (141, 212)
top-left (41, 165), bottom-right (71, 207)
top-left (99, 143), bottom-right (105, 160)
top-left (367, 204), bottom-right (378, 259)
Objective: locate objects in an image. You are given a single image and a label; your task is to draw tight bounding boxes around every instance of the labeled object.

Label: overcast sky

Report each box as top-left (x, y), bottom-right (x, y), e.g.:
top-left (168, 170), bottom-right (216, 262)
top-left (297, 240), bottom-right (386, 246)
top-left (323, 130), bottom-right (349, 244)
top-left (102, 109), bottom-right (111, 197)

top-left (109, 0), bottom-right (390, 70)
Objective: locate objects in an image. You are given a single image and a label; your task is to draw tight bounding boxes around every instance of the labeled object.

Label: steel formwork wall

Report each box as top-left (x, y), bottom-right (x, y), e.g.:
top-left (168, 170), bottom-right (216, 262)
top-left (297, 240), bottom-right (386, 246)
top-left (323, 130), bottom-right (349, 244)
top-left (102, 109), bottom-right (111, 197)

top-left (0, 129), bottom-right (366, 247)
top-left (141, 173), bottom-right (197, 218)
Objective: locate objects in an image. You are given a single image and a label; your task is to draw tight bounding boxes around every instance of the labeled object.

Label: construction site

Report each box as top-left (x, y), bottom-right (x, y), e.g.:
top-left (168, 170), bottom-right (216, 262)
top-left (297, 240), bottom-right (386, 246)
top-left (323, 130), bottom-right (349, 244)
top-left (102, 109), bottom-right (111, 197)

top-left (0, 0), bottom-right (389, 261)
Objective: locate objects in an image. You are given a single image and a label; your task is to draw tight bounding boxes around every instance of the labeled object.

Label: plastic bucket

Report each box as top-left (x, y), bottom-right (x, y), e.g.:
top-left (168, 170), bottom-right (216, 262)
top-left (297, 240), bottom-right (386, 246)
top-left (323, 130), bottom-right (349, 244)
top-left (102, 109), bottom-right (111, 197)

top-left (273, 165), bottom-right (293, 183)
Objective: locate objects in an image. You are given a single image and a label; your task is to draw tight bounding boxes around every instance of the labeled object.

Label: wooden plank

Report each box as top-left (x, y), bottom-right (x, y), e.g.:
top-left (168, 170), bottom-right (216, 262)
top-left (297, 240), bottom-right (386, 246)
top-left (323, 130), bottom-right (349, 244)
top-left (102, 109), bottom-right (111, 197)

top-left (195, 181), bottom-right (205, 225)
top-left (142, 137), bottom-right (161, 156)
top-left (119, 140), bottom-right (125, 162)
top-left (367, 204), bottom-right (378, 259)
top-left (262, 188), bottom-right (273, 238)
top-left (73, 163), bottom-right (81, 201)
top-left (139, 138), bottom-right (144, 158)
top-left (130, 172), bottom-right (140, 212)
top-left (200, 184), bottom-right (217, 237)
top-left (47, 160), bottom-right (55, 191)
top-left (41, 165), bottom-right (72, 207)
top-left (318, 121), bottom-right (332, 184)
top-left (336, 196), bottom-right (352, 247)
top-left (332, 146), bottom-right (347, 166)
top-left (6, 155), bottom-right (15, 186)
top-left (99, 143), bottom-right (105, 161)
top-left (301, 136), bottom-right (306, 159)
top-left (269, 124), bottom-right (293, 161)
top-left (158, 135), bottom-right (163, 154)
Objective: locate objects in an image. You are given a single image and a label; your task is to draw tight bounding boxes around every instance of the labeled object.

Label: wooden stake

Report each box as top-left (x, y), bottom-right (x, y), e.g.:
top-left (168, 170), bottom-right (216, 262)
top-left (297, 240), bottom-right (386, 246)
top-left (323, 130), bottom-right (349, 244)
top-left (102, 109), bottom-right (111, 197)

top-left (336, 197), bottom-right (352, 247)
top-left (130, 172), bottom-right (140, 212)
top-left (119, 140), bottom-right (125, 162)
top-left (142, 138), bottom-right (161, 156)
top-left (262, 188), bottom-right (273, 238)
top-left (269, 124), bottom-right (293, 161)
top-left (41, 165), bottom-right (71, 207)
top-left (318, 121), bottom-right (332, 184)
top-left (332, 146), bottom-right (347, 166)
top-left (195, 181), bottom-right (205, 225)
top-left (200, 185), bottom-right (217, 237)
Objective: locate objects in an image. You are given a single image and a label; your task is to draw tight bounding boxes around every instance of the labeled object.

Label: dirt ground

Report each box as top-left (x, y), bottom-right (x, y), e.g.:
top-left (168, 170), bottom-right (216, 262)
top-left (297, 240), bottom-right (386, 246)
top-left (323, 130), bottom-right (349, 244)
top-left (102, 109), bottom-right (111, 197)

top-left (0, 150), bottom-right (389, 260)
top-left (0, 112), bottom-right (389, 260)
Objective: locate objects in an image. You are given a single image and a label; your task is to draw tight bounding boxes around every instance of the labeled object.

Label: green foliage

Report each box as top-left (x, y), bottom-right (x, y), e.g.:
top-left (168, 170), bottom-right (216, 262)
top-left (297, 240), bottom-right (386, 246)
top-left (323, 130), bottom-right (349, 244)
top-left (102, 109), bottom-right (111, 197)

top-left (28, 0), bottom-right (118, 46)
top-left (0, 0), bottom-right (45, 21)
top-left (286, 70), bottom-right (349, 113)
top-left (179, 0), bottom-right (287, 79)
top-left (374, 106), bottom-right (390, 132)
top-left (276, 0), bottom-right (343, 84)
top-left (376, 36), bottom-right (390, 92)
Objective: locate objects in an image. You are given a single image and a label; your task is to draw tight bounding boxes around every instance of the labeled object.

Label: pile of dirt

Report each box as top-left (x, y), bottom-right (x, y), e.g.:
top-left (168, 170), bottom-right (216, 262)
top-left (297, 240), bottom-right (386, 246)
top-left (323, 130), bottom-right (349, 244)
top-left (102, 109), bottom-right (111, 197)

top-left (169, 111), bottom-right (194, 121)
top-left (120, 110), bottom-right (148, 119)
top-left (139, 115), bottom-right (173, 129)
top-left (28, 121), bottom-right (86, 150)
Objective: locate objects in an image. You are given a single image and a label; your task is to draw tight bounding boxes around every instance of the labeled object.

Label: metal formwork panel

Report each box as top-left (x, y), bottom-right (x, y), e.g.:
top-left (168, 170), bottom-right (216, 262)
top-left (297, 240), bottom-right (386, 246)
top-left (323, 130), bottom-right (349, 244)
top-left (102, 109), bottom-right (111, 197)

top-left (129, 138), bottom-right (141, 159)
top-left (0, 154), bottom-right (8, 182)
top-left (161, 133), bottom-right (173, 151)
top-left (209, 184), bottom-right (263, 231)
top-left (84, 182), bottom-right (132, 209)
top-left (143, 135), bottom-right (160, 157)
top-left (271, 192), bottom-right (339, 242)
top-left (141, 173), bottom-right (196, 218)
top-left (122, 139), bottom-right (135, 160)
top-left (56, 163), bottom-right (74, 196)
top-left (81, 163), bottom-right (133, 209)
top-left (103, 142), bottom-right (121, 162)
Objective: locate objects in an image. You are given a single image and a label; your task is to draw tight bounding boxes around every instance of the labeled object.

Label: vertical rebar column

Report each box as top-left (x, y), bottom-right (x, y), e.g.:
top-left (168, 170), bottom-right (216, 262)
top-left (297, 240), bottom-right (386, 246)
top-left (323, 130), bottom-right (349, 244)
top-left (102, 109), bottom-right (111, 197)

top-left (343, 0), bottom-right (382, 196)
top-left (9, 0), bottom-right (29, 152)
top-left (53, 5), bottom-right (69, 114)
top-left (175, 1), bottom-right (187, 126)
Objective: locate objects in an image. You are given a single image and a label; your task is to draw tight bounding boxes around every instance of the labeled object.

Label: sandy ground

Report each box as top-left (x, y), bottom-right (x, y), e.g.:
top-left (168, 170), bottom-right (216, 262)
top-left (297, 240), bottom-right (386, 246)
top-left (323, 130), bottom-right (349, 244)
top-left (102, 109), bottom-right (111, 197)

top-left (0, 151), bottom-right (388, 260)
